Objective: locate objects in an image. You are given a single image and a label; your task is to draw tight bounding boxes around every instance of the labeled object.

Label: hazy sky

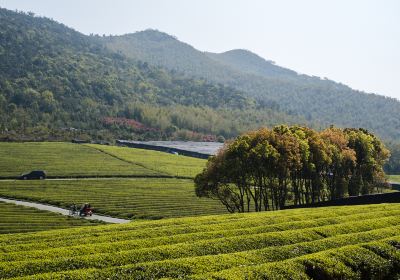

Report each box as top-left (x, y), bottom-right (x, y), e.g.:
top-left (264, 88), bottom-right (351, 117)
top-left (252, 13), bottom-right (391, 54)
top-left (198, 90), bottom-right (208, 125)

top-left (1, 0), bottom-right (399, 99)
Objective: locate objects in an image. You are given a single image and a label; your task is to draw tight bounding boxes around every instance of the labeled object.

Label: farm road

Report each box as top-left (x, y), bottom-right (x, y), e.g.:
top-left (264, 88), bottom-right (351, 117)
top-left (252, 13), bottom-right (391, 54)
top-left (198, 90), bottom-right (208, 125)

top-left (0, 197), bottom-right (130, 224)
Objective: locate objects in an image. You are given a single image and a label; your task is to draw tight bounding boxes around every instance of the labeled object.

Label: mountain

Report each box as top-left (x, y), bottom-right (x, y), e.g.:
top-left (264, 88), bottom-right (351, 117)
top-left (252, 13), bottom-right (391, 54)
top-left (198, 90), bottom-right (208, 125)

top-left (102, 30), bottom-right (400, 141)
top-left (1, 8), bottom-right (399, 143)
top-left (206, 49), bottom-right (297, 78)
top-left (0, 8), bottom-right (296, 141)
top-left (102, 30), bottom-right (242, 83)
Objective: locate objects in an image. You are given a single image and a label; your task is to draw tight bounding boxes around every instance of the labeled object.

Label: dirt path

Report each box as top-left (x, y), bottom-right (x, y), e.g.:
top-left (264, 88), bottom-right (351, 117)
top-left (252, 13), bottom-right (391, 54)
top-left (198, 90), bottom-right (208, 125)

top-left (0, 197), bottom-right (130, 224)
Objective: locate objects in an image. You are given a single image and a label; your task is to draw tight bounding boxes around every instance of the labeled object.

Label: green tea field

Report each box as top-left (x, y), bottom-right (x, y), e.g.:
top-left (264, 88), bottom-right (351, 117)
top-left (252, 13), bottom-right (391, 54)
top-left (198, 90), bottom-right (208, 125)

top-left (0, 203), bottom-right (399, 279)
top-left (0, 201), bottom-right (99, 234)
top-left (0, 142), bottom-right (219, 220)
top-left (1, 142), bottom-right (399, 279)
top-left (0, 142), bottom-right (161, 177)
top-left (0, 178), bottom-right (225, 219)
top-left (0, 142), bottom-right (206, 178)
top-left (87, 144), bottom-right (206, 178)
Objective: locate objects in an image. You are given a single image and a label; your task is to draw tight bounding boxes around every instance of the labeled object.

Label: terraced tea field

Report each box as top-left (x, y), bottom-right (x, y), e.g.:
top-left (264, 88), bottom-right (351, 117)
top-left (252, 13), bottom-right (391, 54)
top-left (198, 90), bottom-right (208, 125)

top-left (0, 201), bottom-right (99, 234)
top-left (0, 178), bottom-right (225, 219)
top-left (0, 203), bottom-right (399, 279)
top-left (0, 142), bottom-right (160, 178)
top-left (1, 142), bottom-right (399, 279)
top-left (0, 142), bottom-right (207, 178)
top-left (87, 144), bottom-right (206, 178)
top-left (0, 142), bottom-right (221, 220)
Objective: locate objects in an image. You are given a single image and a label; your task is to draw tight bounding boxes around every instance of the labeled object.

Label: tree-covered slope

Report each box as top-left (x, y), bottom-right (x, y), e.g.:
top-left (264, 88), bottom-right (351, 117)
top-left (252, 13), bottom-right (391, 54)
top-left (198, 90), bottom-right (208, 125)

top-left (1, 8), bottom-right (399, 142)
top-left (103, 29), bottom-right (400, 141)
top-left (206, 49), bottom-right (298, 78)
top-left (0, 8), bottom-right (296, 141)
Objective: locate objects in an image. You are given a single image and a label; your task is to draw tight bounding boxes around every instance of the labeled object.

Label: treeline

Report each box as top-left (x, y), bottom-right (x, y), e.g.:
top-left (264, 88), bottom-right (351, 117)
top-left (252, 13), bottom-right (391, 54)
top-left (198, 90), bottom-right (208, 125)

top-left (110, 102), bottom-right (296, 140)
top-left (195, 126), bottom-right (390, 212)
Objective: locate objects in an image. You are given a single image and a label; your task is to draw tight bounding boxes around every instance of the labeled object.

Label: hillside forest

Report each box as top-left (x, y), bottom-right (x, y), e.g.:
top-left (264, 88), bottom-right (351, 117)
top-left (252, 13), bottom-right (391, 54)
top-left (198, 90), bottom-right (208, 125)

top-left (0, 8), bottom-right (296, 142)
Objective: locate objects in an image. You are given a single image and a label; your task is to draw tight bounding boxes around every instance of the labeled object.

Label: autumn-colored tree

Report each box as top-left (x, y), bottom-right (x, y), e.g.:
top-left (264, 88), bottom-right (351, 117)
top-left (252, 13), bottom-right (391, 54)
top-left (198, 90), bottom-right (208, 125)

top-left (345, 128), bottom-right (390, 196)
top-left (320, 127), bottom-right (356, 199)
top-left (195, 125), bottom-right (390, 212)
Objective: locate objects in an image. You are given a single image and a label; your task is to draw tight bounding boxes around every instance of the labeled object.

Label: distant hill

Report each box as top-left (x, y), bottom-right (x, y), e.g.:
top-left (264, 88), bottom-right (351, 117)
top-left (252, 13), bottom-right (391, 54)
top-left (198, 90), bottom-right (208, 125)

top-left (206, 49), bottom-right (297, 78)
top-left (0, 8), bottom-right (296, 141)
top-left (103, 30), bottom-right (400, 141)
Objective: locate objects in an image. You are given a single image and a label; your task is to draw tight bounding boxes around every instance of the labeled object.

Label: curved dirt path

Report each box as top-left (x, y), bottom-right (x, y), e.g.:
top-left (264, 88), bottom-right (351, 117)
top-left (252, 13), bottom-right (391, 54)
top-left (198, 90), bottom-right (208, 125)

top-left (0, 197), bottom-right (130, 224)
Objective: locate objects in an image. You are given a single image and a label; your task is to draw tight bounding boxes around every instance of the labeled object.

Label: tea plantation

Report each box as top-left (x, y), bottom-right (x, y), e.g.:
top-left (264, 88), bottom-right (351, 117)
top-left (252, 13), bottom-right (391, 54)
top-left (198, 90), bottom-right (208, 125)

top-left (1, 142), bottom-right (399, 279)
top-left (0, 142), bottom-right (160, 177)
top-left (87, 144), bottom-right (206, 178)
top-left (0, 142), bottom-right (206, 178)
top-left (0, 201), bottom-right (99, 234)
top-left (0, 178), bottom-right (225, 219)
top-left (0, 203), bottom-right (399, 279)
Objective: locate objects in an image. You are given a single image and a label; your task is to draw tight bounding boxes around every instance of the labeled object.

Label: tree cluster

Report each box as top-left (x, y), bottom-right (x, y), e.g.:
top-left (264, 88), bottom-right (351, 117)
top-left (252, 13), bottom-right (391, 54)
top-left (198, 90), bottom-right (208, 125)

top-left (195, 126), bottom-right (390, 213)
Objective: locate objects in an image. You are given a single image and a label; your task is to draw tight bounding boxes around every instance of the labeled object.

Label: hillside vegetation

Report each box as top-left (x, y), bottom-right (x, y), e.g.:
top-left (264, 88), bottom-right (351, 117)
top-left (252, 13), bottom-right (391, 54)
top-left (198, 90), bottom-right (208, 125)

top-left (2, 8), bottom-right (400, 143)
top-left (0, 203), bottom-right (399, 279)
top-left (0, 178), bottom-right (226, 219)
top-left (0, 8), bottom-right (295, 141)
top-left (103, 29), bottom-right (400, 141)
top-left (0, 201), bottom-right (99, 234)
top-left (385, 142), bottom-right (400, 174)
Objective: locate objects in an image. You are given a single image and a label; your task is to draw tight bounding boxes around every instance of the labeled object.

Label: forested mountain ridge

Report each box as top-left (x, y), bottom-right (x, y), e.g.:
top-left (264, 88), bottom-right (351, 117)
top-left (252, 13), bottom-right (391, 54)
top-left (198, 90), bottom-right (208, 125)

top-left (103, 29), bottom-right (400, 141)
top-left (0, 8), bottom-right (297, 141)
top-left (205, 49), bottom-right (297, 78)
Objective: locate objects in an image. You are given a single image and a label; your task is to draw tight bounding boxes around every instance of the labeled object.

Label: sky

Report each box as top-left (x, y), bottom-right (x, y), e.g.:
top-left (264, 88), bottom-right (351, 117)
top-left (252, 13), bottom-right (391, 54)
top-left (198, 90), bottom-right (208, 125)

top-left (1, 0), bottom-right (399, 99)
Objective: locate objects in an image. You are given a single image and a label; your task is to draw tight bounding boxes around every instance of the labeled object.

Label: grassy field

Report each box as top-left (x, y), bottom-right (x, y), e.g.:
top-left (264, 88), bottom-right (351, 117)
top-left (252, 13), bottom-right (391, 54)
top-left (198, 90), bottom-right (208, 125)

top-left (0, 142), bottom-right (162, 177)
top-left (87, 144), bottom-right (206, 178)
top-left (0, 203), bottom-right (399, 279)
top-left (0, 178), bottom-right (225, 219)
top-left (0, 201), bottom-right (99, 234)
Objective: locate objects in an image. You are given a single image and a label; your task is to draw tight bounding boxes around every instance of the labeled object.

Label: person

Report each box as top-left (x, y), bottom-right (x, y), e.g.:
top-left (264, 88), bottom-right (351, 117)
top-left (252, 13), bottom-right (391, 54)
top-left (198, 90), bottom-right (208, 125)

top-left (79, 203), bottom-right (88, 216)
top-left (86, 203), bottom-right (92, 216)
top-left (69, 203), bottom-right (77, 215)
